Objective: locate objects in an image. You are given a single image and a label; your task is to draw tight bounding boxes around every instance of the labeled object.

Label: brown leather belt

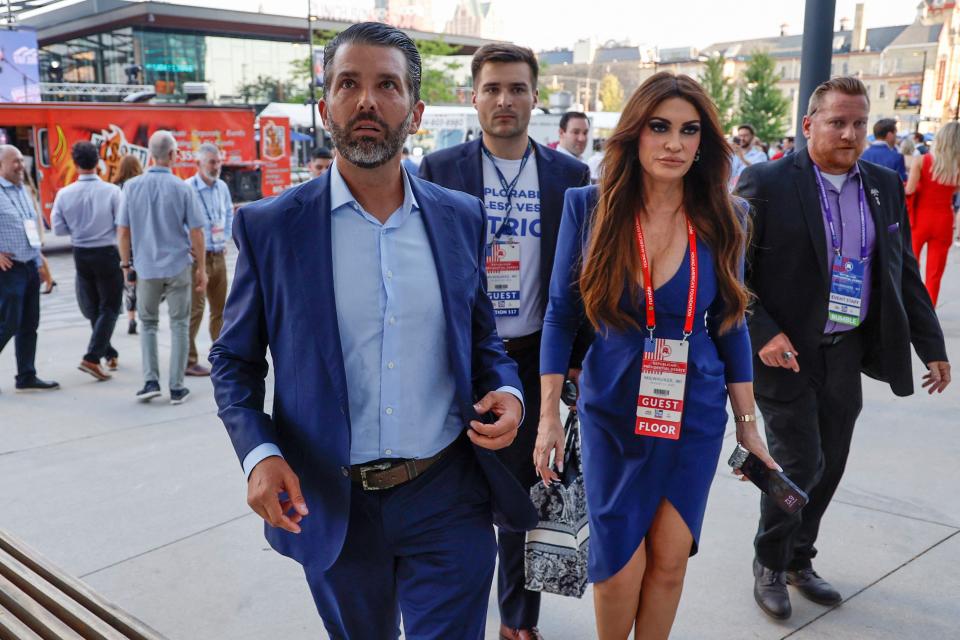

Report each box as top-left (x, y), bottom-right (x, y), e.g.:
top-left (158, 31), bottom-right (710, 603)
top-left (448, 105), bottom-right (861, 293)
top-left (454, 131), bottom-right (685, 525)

top-left (349, 438), bottom-right (460, 491)
top-left (502, 331), bottom-right (541, 356)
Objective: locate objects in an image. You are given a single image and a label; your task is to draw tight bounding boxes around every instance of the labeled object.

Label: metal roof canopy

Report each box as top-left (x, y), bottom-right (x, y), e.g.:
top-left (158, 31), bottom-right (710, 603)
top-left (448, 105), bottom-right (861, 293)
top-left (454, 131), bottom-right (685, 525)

top-left (19, 0), bottom-right (493, 53)
top-left (0, 0), bottom-right (61, 26)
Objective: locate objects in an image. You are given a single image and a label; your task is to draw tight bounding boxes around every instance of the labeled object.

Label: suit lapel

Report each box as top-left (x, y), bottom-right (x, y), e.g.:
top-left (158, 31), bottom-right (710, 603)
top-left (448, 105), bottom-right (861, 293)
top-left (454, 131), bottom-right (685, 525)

top-left (457, 139), bottom-right (484, 201)
top-left (535, 143), bottom-right (561, 298)
top-left (410, 178), bottom-right (469, 400)
top-left (794, 150), bottom-right (830, 288)
top-left (857, 161), bottom-right (887, 261)
top-left (289, 173), bottom-right (349, 408)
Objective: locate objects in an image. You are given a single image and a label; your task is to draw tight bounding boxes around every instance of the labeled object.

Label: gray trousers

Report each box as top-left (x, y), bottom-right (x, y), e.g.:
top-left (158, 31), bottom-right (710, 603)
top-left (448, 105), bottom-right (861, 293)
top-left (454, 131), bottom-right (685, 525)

top-left (136, 266), bottom-right (191, 390)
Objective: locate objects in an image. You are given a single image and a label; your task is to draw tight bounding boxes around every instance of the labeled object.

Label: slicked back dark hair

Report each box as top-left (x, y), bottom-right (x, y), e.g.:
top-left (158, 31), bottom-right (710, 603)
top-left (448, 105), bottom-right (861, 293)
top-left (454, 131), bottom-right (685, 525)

top-left (471, 43), bottom-right (538, 86)
top-left (71, 141), bottom-right (99, 171)
top-left (560, 111), bottom-right (588, 131)
top-left (323, 22), bottom-right (422, 103)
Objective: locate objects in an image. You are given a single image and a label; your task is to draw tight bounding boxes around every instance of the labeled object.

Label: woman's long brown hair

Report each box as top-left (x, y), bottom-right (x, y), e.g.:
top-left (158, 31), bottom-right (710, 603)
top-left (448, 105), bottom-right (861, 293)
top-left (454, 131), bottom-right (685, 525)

top-left (112, 154), bottom-right (143, 187)
top-left (580, 72), bottom-right (749, 335)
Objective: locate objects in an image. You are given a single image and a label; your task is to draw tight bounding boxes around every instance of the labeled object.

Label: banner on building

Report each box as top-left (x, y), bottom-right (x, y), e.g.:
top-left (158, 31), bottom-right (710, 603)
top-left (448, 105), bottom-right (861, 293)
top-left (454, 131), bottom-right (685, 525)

top-left (259, 116), bottom-right (292, 196)
top-left (0, 28), bottom-right (41, 103)
top-left (313, 49), bottom-right (325, 90)
top-left (894, 83), bottom-right (922, 111)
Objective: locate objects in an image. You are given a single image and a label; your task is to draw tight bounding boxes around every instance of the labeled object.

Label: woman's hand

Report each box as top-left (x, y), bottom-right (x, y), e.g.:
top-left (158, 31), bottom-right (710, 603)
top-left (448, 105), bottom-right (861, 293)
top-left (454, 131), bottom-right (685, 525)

top-left (734, 421), bottom-right (781, 481)
top-left (533, 413), bottom-right (565, 486)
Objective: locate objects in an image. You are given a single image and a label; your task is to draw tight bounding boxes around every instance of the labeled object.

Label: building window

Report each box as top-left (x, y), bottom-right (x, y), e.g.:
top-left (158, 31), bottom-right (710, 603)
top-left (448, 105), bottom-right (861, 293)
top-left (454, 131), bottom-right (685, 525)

top-left (879, 84), bottom-right (886, 99)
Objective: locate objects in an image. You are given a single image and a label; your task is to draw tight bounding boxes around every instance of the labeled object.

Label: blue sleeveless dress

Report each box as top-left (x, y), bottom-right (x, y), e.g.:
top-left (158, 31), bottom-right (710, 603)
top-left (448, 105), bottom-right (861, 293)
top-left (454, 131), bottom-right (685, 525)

top-left (541, 186), bottom-right (753, 582)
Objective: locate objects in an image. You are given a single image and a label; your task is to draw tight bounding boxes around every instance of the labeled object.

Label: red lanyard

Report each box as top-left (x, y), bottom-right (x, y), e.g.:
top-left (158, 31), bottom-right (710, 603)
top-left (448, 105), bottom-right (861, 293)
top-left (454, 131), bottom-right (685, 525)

top-left (633, 215), bottom-right (699, 339)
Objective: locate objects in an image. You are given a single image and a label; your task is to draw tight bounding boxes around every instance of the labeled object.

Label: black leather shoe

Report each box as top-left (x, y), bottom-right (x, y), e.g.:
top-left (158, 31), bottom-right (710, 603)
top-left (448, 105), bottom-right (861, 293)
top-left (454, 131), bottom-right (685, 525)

top-left (15, 377), bottom-right (60, 392)
top-left (787, 567), bottom-right (842, 605)
top-left (754, 558), bottom-right (791, 620)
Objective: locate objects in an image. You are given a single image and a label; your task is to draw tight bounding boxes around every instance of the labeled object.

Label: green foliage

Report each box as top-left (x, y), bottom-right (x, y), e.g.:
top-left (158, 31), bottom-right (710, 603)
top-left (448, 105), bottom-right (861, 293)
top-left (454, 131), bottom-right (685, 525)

top-left (415, 39), bottom-right (462, 104)
top-left (237, 75), bottom-right (300, 104)
top-left (699, 56), bottom-right (735, 132)
top-left (736, 51), bottom-right (790, 143)
top-left (598, 74), bottom-right (624, 112)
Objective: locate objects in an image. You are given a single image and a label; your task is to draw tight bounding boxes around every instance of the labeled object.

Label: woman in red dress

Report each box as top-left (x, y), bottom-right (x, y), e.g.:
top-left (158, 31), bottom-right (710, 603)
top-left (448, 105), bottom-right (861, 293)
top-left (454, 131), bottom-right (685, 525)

top-left (906, 122), bottom-right (959, 306)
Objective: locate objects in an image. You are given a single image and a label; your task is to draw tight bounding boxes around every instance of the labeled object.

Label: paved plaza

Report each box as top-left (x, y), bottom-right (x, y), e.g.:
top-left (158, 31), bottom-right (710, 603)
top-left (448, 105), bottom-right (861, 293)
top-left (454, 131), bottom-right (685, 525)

top-left (2, 244), bottom-right (959, 639)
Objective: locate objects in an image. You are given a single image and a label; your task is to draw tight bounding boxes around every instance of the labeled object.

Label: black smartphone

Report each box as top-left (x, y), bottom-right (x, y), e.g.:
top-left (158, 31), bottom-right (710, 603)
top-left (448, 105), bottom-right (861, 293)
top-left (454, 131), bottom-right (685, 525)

top-left (728, 444), bottom-right (809, 514)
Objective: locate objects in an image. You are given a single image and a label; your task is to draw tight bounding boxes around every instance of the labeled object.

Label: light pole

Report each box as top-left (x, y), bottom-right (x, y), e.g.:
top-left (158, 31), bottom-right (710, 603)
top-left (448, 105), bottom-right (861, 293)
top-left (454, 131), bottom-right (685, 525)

top-left (795, 0), bottom-right (837, 149)
top-left (915, 49), bottom-right (928, 133)
top-left (308, 1), bottom-right (318, 148)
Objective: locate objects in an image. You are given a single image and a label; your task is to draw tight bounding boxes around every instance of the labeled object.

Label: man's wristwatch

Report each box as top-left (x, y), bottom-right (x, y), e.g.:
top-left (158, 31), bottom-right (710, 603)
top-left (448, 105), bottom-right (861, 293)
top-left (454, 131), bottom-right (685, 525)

top-left (734, 414), bottom-right (757, 424)
top-left (120, 263), bottom-right (130, 268)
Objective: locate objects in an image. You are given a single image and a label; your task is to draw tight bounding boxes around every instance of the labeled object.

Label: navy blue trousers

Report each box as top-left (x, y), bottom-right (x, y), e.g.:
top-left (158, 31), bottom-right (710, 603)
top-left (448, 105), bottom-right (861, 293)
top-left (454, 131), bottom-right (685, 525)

top-left (0, 261), bottom-right (40, 383)
top-left (303, 441), bottom-right (497, 640)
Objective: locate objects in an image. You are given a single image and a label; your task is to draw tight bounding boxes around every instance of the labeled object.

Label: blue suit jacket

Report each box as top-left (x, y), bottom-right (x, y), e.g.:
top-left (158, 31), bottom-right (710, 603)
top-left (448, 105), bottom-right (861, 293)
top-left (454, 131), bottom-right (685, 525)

top-left (210, 170), bottom-right (537, 572)
top-left (419, 138), bottom-right (593, 365)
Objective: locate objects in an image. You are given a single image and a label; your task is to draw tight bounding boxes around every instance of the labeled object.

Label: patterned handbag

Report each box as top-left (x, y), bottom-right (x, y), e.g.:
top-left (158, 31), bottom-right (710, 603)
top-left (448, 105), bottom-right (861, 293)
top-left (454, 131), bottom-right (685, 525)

top-left (524, 403), bottom-right (589, 598)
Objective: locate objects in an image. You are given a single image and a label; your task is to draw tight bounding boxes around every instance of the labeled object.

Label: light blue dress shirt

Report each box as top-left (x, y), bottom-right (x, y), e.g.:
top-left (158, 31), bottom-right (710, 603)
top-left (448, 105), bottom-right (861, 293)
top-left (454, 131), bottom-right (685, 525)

top-left (0, 177), bottom-right (41, 264)
top-left (116, 167), bottom-right (205, 279)
top-left (241, 161), bottom-right (522, 477)
top-left (187, 174), bottom-right (233, 253)
top-left (51, 174), bottom-right (121, 248)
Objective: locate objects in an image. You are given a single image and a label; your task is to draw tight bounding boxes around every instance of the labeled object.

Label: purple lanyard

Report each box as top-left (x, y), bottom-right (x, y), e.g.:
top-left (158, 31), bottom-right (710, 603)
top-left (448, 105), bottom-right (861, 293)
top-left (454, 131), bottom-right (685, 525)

top-left (812, 165), bottom-right (869, 261)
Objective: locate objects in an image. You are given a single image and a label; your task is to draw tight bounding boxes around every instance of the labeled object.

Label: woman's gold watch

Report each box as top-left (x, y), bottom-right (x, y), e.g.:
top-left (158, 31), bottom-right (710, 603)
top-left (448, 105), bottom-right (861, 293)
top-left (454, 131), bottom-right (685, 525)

top-left (734, 414), bottom-right (757, 424)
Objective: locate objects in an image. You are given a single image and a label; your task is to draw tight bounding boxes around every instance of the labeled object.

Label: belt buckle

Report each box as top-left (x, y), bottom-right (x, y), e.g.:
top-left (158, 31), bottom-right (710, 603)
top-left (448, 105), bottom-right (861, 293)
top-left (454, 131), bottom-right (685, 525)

top-left (359, 461), bottom-right (393, 490)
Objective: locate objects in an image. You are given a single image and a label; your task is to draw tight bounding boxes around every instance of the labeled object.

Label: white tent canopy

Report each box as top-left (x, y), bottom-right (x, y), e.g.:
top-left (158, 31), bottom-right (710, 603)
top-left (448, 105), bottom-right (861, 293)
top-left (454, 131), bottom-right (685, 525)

top-left (259, 102), bottom-right (322, 129)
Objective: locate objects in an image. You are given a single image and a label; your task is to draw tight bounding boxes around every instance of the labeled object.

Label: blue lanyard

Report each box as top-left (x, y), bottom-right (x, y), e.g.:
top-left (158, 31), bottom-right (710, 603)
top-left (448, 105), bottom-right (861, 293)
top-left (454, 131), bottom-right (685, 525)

top-left (481, 140), bottom-right (533, 244)
top-left (812, 165), bottom-right (869, 261)
top-left (2, 185), bottom-right (31, 220)
top-left (193, 178), bottom-right (221, 225)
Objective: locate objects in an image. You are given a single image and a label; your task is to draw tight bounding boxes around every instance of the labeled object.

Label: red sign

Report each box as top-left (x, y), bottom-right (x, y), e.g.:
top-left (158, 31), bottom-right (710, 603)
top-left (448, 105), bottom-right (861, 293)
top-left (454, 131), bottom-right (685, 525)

top-left (0, 103), bottom-right (257, 222)
top-left (259, 116), bottom-right (292, 196)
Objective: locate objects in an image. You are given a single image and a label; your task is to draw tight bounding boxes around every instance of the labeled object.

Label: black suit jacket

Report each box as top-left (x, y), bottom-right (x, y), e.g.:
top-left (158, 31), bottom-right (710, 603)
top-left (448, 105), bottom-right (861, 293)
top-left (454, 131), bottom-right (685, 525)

top-left (737, 148), bottom-right (947, 401)
top-left (419, 137), bottom-right (593, 367)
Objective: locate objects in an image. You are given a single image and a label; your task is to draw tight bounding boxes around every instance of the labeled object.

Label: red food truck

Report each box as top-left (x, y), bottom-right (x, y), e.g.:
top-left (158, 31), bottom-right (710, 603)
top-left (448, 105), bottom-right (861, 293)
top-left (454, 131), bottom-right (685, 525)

top-left (0, 103), bottom-right (291, 225)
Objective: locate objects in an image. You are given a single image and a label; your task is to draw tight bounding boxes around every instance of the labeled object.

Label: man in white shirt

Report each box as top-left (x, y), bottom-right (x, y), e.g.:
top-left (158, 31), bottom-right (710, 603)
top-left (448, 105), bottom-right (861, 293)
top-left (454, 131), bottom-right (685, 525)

top-left (51, 141), bottom-right (123, 380)
top-left (556, 111), bottom-right (589, 161)
top-left (730, 123), bottom-right (769, 188)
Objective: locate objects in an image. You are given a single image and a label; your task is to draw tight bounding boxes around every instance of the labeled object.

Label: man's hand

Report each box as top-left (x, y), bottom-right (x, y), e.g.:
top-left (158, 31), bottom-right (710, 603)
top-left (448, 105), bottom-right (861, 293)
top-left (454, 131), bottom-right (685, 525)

top-left (0, 252), bottom-right (13, 271)
top-left (247, 456), bottom-right (309, 534)
top-left (923, 361), bottom-right (951, 394)
top-left (759, 332), bottom-right (800, 373)
top-left (468, 391), bottom-right (522, 450)
top-left (195, 268), bottom-right (208, 293)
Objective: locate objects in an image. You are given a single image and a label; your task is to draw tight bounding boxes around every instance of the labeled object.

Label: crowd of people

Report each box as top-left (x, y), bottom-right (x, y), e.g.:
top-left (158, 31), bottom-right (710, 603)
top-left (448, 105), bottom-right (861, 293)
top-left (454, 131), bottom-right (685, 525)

top-left (0, 132), bottom-right (232, 403)
top-left (0, 20), bottom-right (954, 640)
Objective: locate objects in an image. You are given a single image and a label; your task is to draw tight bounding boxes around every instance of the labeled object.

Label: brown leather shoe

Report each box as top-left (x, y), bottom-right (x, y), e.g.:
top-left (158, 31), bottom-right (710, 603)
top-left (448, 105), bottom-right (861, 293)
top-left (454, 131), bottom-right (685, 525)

top-left (500, 625), bottom-right (544, 640)
top-left (184, 363), bottom-right (211, 377)
top-left (105, 356), bottom-right (119, 371)
top-left (79, 360), bottom-right (112, 381)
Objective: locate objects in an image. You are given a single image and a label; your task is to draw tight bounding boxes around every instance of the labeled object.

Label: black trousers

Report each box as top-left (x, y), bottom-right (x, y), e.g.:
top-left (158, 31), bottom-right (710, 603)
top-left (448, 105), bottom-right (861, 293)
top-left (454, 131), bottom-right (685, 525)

top-left (495, 341), bottom-right (542, 629)
top-left (754, 331), bottom-right (864, 572)
top-left (73, 246), bottom-right (123, 363)
top-left (0, 260), bottom-right (39, 383)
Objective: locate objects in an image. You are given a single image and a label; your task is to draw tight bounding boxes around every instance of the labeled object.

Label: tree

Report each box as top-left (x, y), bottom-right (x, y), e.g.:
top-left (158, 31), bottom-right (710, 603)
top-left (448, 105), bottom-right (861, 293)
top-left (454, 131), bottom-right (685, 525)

top-left (700, 55), bottom-right (735, 132)
top-left (416, 39), bottom-right (463, 105)
top-left (237, 75), bottom-right (298, 104)
top-left (598, 73), bottom-right (624, 112)
top-left (736, 51), bottom-right (790, 144)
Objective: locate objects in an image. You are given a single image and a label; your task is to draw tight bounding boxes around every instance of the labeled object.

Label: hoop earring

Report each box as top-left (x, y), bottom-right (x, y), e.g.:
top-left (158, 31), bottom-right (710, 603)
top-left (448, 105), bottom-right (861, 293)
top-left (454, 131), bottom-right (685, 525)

top-left (694, 149), bottom-right (701, 162)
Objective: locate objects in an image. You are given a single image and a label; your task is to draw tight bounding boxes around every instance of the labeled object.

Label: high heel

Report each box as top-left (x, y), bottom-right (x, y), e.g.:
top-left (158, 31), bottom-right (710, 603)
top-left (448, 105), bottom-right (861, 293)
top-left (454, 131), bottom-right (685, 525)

top-left (41, 280), bottom-right (57, 295)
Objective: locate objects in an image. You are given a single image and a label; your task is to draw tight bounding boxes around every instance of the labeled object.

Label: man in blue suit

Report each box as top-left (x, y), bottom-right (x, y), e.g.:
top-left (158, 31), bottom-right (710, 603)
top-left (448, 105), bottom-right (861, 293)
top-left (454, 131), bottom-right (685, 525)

top-left (210, 23), bottom-right (536, 639)
top-left (419, 44), bottom-right (591, 640)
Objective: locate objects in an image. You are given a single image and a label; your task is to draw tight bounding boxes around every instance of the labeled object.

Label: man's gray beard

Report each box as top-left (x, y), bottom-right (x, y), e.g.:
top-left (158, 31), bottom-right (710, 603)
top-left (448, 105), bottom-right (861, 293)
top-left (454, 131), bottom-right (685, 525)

top-left (328, 110), bottom-right (413, 169)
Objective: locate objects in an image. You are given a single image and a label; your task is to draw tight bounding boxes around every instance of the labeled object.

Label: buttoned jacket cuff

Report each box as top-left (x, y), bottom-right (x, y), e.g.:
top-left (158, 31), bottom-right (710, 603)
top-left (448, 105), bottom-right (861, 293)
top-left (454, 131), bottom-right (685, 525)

top-left (241, 443), bottom-right (283, 479)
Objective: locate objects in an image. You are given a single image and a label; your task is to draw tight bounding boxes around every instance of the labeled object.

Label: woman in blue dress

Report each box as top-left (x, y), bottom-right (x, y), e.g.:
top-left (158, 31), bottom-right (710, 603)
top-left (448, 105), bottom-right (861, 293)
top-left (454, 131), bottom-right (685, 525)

top-left (535, 73), bottom-right (779, 639)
